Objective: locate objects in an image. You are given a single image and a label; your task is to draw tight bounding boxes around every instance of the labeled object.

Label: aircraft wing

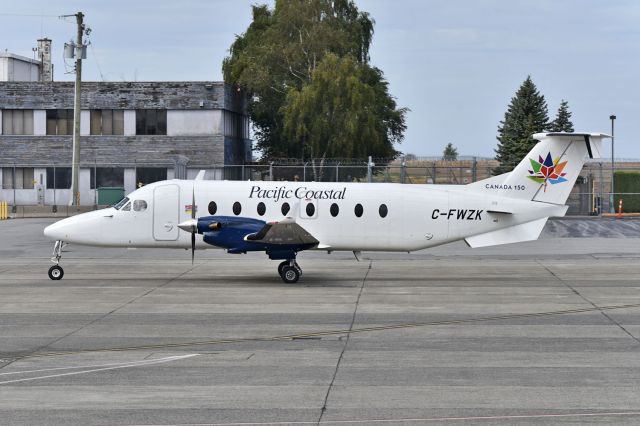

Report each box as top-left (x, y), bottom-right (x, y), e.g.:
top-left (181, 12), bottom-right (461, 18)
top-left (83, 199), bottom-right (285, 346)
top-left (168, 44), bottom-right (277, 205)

top-left (245, 219), bottom-right (319, 246)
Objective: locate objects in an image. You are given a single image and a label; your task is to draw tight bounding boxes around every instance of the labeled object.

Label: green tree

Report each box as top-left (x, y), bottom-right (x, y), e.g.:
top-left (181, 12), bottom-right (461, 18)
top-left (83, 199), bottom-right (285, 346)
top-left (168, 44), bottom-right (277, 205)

top-left (442, 142), bottom-right (458, 161)
top-left (282, 54), bottom-right (404, 179)
top-left (222, 0), bottom-right (405, 162)
top-left (494, 76), bottom-right (549, 174)
top-left (549, 99), bottom-right (574, 132)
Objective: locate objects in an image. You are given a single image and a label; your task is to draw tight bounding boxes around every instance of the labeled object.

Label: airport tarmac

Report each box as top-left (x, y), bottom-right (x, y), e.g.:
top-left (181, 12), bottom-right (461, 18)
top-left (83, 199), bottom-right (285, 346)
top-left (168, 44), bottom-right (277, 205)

top-left (0, 218), bottom-right (640, 425)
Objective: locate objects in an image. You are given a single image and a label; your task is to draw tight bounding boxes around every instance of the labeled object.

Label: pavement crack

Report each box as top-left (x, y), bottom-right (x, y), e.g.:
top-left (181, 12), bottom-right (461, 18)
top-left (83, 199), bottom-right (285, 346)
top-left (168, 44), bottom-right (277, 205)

top-left (317, 260), bottom-right (372, 425)
top-left (537, 260), bottom-right (640, 346)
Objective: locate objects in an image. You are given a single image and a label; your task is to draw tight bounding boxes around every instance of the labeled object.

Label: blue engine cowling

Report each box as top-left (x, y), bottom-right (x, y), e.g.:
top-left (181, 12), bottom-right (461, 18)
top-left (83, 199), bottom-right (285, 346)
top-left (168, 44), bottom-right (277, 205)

top-left (195, 216), bottom-right (311, 259)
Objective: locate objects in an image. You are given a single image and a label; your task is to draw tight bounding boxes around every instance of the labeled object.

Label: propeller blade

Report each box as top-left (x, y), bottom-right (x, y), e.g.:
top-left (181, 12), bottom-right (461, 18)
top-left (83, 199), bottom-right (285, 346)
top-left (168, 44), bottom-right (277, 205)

top-left (191, 231), bottom-right (195, 264)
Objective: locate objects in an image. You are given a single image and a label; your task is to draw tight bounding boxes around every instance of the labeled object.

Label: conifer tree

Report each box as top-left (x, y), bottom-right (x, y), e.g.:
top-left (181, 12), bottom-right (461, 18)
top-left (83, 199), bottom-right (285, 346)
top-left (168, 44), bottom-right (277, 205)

top-left (549, 100), bottom-right (574, 132)
top-left (494, 76), bottom-right (549, 174)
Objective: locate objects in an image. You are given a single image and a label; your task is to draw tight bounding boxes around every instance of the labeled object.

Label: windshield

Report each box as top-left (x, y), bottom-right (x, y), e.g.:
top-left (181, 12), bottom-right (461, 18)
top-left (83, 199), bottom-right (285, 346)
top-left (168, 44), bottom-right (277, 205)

top-left (113, 197), bottom-right (130, 210)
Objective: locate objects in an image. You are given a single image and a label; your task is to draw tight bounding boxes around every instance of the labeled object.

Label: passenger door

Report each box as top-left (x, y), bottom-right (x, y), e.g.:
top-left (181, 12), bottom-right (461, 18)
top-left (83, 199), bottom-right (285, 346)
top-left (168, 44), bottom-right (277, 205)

top-left (153, 184), bottom-right (180, 241)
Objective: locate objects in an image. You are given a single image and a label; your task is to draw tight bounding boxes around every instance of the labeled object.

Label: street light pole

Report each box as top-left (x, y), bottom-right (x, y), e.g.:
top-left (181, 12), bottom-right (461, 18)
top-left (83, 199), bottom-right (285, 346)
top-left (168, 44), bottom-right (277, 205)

top-left (609, 114), bottom-right (616, 213)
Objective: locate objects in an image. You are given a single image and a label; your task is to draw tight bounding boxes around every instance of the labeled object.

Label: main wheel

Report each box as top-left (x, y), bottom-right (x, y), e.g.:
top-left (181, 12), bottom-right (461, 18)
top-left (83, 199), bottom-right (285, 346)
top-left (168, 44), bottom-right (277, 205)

top-left (48, 265), bottom-right (64, 280)
top-left (277, 261), bottom-right (289, 276)
top-left (280, 265), bottom-right (300, 284)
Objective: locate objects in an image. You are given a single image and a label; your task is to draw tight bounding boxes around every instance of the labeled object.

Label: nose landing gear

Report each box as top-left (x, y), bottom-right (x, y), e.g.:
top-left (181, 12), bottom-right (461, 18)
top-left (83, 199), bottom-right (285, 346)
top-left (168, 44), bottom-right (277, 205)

top-left (277, 260), bottom-right (302, 283)
top-left (48, 240), bottom-right (65, 280)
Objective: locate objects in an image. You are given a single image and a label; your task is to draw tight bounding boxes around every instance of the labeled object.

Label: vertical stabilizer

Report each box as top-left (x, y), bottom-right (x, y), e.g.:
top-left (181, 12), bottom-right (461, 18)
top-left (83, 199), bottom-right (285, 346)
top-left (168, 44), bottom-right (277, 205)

top-left (494, 133), bottom-right (610, 204)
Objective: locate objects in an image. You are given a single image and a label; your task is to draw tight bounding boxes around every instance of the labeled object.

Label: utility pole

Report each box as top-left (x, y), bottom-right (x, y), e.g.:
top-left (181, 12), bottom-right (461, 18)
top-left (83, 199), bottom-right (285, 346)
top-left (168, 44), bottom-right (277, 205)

top-left (71, 12), bottom-right (84, 206)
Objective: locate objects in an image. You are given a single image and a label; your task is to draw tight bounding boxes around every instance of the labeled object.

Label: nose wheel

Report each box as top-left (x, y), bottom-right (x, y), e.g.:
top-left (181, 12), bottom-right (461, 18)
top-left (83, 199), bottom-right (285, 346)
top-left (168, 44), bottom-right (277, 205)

top-left (48, 240), bottom-right (66, 280)
top-left (278, 260), bottom-right (302, 283)
top-left (48, 265), bottom-right (64, 280)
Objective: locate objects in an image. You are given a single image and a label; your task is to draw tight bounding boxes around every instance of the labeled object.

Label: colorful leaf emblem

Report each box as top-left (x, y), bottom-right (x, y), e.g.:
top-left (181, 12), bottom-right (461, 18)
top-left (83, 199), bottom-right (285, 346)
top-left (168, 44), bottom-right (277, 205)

top-left (527, 152), bottom-right (568, 191)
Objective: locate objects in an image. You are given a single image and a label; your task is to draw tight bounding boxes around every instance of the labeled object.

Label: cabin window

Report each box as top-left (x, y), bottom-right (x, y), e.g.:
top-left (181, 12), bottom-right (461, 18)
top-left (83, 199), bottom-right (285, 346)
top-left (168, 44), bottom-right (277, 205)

top-left (379, 204), bottom-right (388, 218)
top-left (257, 202), bottom-right (266, 216)
top-left (305, 202), bottom-right (315, 217)
top-left (330, 203), bottom-right (339, 217)
top-left (281, 202), bottom-right (290, 216)
top-left (354, 203), bottom-right (363, 218)
top-left (133, 200), bottom-right (148, 212)
top-left (208, 201), bottom-right (217, 215)
top-left (122, 201), bottom-right (132, 211)
top-left (233, 201), bottom-right (242, 215)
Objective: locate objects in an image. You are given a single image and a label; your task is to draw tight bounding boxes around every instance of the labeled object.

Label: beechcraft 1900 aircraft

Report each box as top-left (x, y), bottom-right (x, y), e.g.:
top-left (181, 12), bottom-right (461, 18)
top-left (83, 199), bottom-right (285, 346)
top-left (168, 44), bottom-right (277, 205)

top-left (44, 132), bottom-right (609, 283)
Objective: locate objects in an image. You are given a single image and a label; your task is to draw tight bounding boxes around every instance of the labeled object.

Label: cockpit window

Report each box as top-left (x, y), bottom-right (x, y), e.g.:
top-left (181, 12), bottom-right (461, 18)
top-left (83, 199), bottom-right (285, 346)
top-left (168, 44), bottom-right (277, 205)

top-left (122, 201), bottom-right (132, 211)
top-left (133, 200), bottom-right (148, 212)
top-left (113, 197), bottom-right (130, 210)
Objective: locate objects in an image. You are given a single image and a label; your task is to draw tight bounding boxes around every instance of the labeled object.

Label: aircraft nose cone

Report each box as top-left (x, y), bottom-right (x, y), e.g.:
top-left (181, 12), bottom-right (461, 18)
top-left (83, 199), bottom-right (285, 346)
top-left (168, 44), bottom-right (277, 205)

top-left (44, 221), bottom-right (67, 241)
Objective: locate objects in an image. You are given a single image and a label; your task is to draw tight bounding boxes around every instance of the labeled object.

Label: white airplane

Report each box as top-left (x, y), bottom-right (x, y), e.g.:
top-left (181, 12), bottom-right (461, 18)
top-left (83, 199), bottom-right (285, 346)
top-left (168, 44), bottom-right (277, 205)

top-left (44, 132), bottom-right (609, 283)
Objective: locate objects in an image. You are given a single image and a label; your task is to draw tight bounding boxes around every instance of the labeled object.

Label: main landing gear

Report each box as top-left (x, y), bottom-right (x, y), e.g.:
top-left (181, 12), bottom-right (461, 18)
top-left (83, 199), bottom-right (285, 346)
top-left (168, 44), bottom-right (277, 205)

top-left (48, 240), bottom-right (65, 280)
top-left (278, 260), bottom-right (302, 284)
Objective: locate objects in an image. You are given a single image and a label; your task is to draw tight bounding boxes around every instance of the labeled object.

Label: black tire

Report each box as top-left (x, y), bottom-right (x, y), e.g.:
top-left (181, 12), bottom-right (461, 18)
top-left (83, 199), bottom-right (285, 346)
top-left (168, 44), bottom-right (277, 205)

top-left (48, 265), bottom-right (64, 280)
top-left (278, 261), bottom-right (289, 276)
top-left (280, 265), bottom-right (300, 283)
top-left (294, 262), bottom-right (302, 276)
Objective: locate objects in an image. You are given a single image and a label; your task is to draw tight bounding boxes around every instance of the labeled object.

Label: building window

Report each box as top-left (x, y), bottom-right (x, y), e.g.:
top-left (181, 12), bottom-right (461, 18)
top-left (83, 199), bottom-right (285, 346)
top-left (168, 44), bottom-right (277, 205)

top-left (379, 204), bottom-right (388, 218)
top-left (330, 203), bottom-right (339, 217)
top-left (233, 201), bottom-right (242, 215)
top-left (90, 167), bottom-right (124, 189)
top-left (90, 110), bottom-right (124, 135)
top-left (136, 168), bottom-right (167, 186)
top-left (136, 109), bottom-right (167, 135)
top-left (354, 203), bottom-right (363, 218)
top-left (2, 110), bottom-right (34, 135)
top-left (208, 201), bottom-right (217, 215)
top-left (46, 110), bottom-right (73, 135)
top-left (281, 202), bottom-right (290, 216)
top-left (46, 167), bottom-right (72, 189)
top-left (2, 168), bottom-right (34, 189)
top-left (257, 202), bottom-right (266, 216)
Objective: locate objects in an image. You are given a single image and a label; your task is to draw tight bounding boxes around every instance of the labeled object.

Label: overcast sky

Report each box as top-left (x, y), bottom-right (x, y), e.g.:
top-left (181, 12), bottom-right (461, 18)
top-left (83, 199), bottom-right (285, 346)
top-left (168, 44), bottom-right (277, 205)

top-left (1, 0), bottom-right (638, 158)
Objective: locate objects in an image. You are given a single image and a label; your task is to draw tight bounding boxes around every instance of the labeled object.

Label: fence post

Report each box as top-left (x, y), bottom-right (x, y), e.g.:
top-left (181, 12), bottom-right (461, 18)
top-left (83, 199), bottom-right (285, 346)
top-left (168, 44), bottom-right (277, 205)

top-left (303, 162), bottom-right (307, 182)
top-left (400, 156), bottom-right (406, 184)
top-left (336, 162), bottom-right (340, 182)
top-left (432, 162), bottom-right (437, 185)
top-left (599, 162), bottom-right (603, 215)
top-left (367, 156), bottom-right (373, 183)
top-left (269, 162), bottom-right (273, 181)
top-left (472, 157), bottom-right (477, 182)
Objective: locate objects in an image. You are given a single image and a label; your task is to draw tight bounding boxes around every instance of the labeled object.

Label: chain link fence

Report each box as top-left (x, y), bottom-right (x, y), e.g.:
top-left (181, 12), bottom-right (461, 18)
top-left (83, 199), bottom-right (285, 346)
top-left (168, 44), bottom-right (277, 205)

top-left (1, 157), bottom-right (640, 215)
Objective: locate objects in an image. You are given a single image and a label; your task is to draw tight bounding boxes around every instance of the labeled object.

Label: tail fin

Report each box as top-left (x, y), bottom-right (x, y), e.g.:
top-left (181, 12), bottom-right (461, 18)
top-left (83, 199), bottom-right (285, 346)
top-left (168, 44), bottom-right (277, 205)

top-left (475, 132), bottom-right (610, 204)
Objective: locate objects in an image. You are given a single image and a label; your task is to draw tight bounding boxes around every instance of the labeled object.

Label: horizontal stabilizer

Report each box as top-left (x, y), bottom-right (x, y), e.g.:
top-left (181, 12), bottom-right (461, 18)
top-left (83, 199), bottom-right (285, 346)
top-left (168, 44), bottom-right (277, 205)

top-left (465, 217), bottom-right (549, 248)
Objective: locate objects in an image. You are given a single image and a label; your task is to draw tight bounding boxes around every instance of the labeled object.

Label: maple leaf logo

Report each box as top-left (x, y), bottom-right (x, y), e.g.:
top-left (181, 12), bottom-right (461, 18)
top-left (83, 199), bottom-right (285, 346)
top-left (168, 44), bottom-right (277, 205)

top-left (527, 152), bottom-right (568, 192)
